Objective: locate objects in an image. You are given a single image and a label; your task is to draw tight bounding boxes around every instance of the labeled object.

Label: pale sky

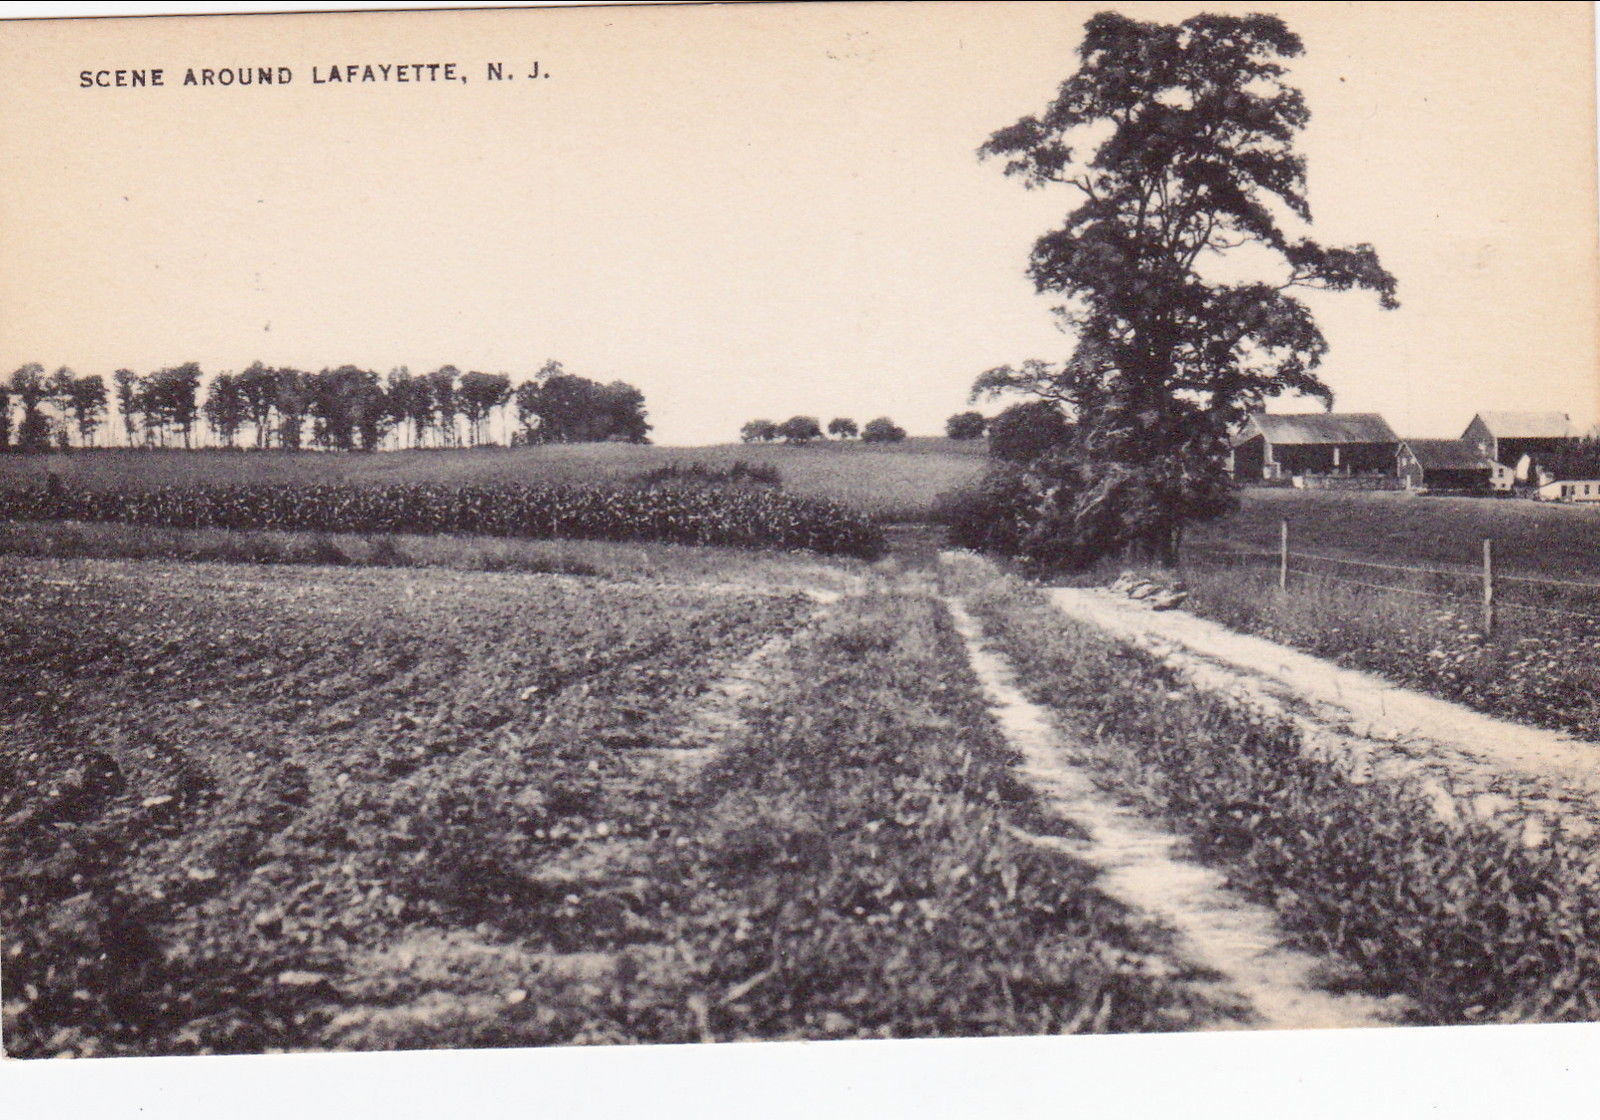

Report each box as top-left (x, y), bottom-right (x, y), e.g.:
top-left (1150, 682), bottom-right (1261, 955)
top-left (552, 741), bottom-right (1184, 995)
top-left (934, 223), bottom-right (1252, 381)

top-left (1, 1), bottom-right (1596, 445)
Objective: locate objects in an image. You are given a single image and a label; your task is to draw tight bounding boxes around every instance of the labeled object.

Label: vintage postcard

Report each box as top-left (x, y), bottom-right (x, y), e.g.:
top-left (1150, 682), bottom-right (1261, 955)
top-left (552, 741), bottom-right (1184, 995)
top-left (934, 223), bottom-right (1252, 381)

top-left (2, 0), bottom-right (1599, 1111)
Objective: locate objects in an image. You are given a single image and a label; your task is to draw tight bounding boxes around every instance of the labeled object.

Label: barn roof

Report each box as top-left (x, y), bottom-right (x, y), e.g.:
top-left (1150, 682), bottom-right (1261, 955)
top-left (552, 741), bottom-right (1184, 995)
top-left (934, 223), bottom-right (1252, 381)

top-left (1240, 412), bottom-right (1398, 446)
top-left (1470, 411), bottom-right (1573, 439)
top-left (1402, 439), bottom-right (1491, 471)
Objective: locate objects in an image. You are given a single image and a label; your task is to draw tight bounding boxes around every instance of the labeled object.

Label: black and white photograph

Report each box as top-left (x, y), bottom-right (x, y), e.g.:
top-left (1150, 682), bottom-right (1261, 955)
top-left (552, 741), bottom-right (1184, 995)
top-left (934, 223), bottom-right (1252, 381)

top-left (2, 0), bottom-right (1599, 1112)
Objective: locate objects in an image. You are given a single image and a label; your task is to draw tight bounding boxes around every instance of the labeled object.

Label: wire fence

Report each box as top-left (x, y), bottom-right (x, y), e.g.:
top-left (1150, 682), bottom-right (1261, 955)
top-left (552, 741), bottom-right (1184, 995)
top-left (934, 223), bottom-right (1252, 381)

top-left (1182, 526), bottom-right (1600, 632)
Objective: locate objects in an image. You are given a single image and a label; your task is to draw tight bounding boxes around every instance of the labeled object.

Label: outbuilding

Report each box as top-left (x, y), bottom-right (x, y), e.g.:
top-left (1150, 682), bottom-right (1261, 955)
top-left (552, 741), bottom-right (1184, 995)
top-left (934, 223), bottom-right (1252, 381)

top-left (1397, 439), bottom-right (1495, 492)
top-left (1228, 412), bottom-right (1399, 482)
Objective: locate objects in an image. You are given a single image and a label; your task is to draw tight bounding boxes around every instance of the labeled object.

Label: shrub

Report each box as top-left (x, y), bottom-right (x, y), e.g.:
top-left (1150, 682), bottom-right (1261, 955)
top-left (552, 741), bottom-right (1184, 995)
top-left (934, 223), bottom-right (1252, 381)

top-left (934, 463), bottom-right (1036, 554)
top-left (986, 401), bottom-right (1069, 463)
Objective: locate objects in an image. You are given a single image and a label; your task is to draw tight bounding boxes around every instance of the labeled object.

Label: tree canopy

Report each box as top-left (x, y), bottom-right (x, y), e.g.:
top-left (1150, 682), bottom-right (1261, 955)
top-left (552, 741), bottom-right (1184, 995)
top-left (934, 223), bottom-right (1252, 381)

top-left (861, 417), bottom-right (907, 444)
top-left (974, 11), bottom-right (1397, 568)
top-left (986, 401), bottom-right (1069, 463)
top-left (779, 416), bottom-right (823, 444)
top-left (740, 419), bottom-right (779, 444)
top-left (945, 411), bottom-right (987, 440)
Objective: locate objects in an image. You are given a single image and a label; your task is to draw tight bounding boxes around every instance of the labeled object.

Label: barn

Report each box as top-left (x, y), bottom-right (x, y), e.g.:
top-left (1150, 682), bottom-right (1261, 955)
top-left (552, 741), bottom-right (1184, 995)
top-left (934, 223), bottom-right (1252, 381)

top-left (1397, 439), bottom-right (1495, 492)
top-left (1228, 413), bottom-right (1399, 482)
top-left (1461, 411), bottom-right (1575, 467)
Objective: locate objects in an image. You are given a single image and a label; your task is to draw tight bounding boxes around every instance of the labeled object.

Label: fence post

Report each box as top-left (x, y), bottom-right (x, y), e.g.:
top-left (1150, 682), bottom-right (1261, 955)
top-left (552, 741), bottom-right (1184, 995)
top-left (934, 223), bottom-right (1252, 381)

top-left (1279, 519), bottom-right (1289, 592)
top-left (1482, 538), bottom-right (1495, 636)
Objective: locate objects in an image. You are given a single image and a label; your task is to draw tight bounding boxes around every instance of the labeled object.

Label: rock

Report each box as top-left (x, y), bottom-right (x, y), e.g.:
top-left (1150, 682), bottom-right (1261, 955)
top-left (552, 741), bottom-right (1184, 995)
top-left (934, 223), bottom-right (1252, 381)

top-left (1149, 589), bottom-right (1189, 610)
top-left (277, 970), bottom-right (328, 987)
top-left (1128, 582), bottom-right (1158, 600)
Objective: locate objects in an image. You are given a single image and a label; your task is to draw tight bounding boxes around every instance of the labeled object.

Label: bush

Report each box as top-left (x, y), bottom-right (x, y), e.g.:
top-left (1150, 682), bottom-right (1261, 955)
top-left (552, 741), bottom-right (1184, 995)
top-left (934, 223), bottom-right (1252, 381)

top-left (986, 401), bottom-right (1069, 463)
top-left (934, 464), bottom-right (1036, 554)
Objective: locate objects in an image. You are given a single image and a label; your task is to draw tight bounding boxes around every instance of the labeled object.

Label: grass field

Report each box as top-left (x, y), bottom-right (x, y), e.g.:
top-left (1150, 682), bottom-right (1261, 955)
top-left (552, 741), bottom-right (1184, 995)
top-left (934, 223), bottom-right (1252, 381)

top-left (2, 549), bottom-right (1227, 1056)
top-left (0, 438), bottom-right (988, 523)
top-left (1189, 487), bottom-right (1600, 581)
top-left (1169, 488), bottom-right (1600, 740)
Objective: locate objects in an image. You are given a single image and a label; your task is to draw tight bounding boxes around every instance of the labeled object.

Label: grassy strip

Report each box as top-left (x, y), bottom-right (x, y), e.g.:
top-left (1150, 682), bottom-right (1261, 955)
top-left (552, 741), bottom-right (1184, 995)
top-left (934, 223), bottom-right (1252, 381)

top-left (945, 557), bottom-right (1600, 1026)
top-left (633, 590), bottom-right (1227, 1040)
top-left (1178, 563), bottom-right (1600, 742)
top-left (0, 519), bottom-right (867, 592)
top-left (314, 589), bottom-right (1231, 1050)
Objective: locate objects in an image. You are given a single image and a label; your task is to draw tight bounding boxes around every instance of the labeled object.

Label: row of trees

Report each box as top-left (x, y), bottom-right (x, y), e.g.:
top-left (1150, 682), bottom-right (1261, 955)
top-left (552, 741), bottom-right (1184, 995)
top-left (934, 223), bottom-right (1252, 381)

top-left (0, 360), bottom-right (649, 453)
top-left (739, 416), bottom-right (907, 444)
top-left (0, 365), bottom-right (111, 453)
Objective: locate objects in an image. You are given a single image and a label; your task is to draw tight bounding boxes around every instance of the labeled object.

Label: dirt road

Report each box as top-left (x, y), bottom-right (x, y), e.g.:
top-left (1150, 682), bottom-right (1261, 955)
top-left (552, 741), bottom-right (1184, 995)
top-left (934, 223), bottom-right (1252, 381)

top-left (942, 592), bottom-right (1403, 1031)
top-left (1046, 586), bottom-right (1600, 839)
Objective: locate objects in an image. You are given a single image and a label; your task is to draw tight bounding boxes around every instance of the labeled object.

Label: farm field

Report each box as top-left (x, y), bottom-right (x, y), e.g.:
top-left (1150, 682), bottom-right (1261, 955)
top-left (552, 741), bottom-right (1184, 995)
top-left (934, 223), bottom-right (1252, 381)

top-left (2, 550), bottom-right (1230, 1056)
top-left (1189, 487), bottom-right (1600, 581)
top-left (11, 469), bottom-right (1600, 1056)
top-left (0, 437), bottom-right (988, 522)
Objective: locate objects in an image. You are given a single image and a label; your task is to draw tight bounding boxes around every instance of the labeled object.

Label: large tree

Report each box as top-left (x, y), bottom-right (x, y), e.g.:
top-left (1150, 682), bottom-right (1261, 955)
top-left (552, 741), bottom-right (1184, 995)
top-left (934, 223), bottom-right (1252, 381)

top-left (203, 372), bottom-right (249, 448)
top-left (778, 415), bottom-right (822, 444)
top-left (459, 370), bottom-right (513, 447)
top-left (236, 362), bottom-right (280, 448)
top-left (975, 11), bottom-right (1396, 567)
top-left (112, 369), bottom-right (141, 447)
top-left (65, 374), bottom-right (108, 447)
top-left (9, 364), bottom-right (52, 453)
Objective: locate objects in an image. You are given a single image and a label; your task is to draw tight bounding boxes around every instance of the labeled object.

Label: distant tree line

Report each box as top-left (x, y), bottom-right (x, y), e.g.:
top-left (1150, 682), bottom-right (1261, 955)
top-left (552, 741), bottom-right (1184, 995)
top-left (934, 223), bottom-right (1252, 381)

top-left (0, 359), bottom-right (649, 453)
top-left (740, 415), bottom-right (907, 444)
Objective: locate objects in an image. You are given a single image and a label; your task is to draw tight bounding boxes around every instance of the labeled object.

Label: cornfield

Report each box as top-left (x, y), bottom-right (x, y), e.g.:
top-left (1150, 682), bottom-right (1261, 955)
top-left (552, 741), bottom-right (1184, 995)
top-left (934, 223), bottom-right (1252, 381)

top-left (0, 481), bottom-right (883, 558)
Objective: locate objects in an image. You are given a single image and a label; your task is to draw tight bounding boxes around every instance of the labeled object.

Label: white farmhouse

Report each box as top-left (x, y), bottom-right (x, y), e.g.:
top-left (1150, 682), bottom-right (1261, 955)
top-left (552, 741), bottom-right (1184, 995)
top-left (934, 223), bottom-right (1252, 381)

top-left (1536, 479), bottom-right (1600, 503)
